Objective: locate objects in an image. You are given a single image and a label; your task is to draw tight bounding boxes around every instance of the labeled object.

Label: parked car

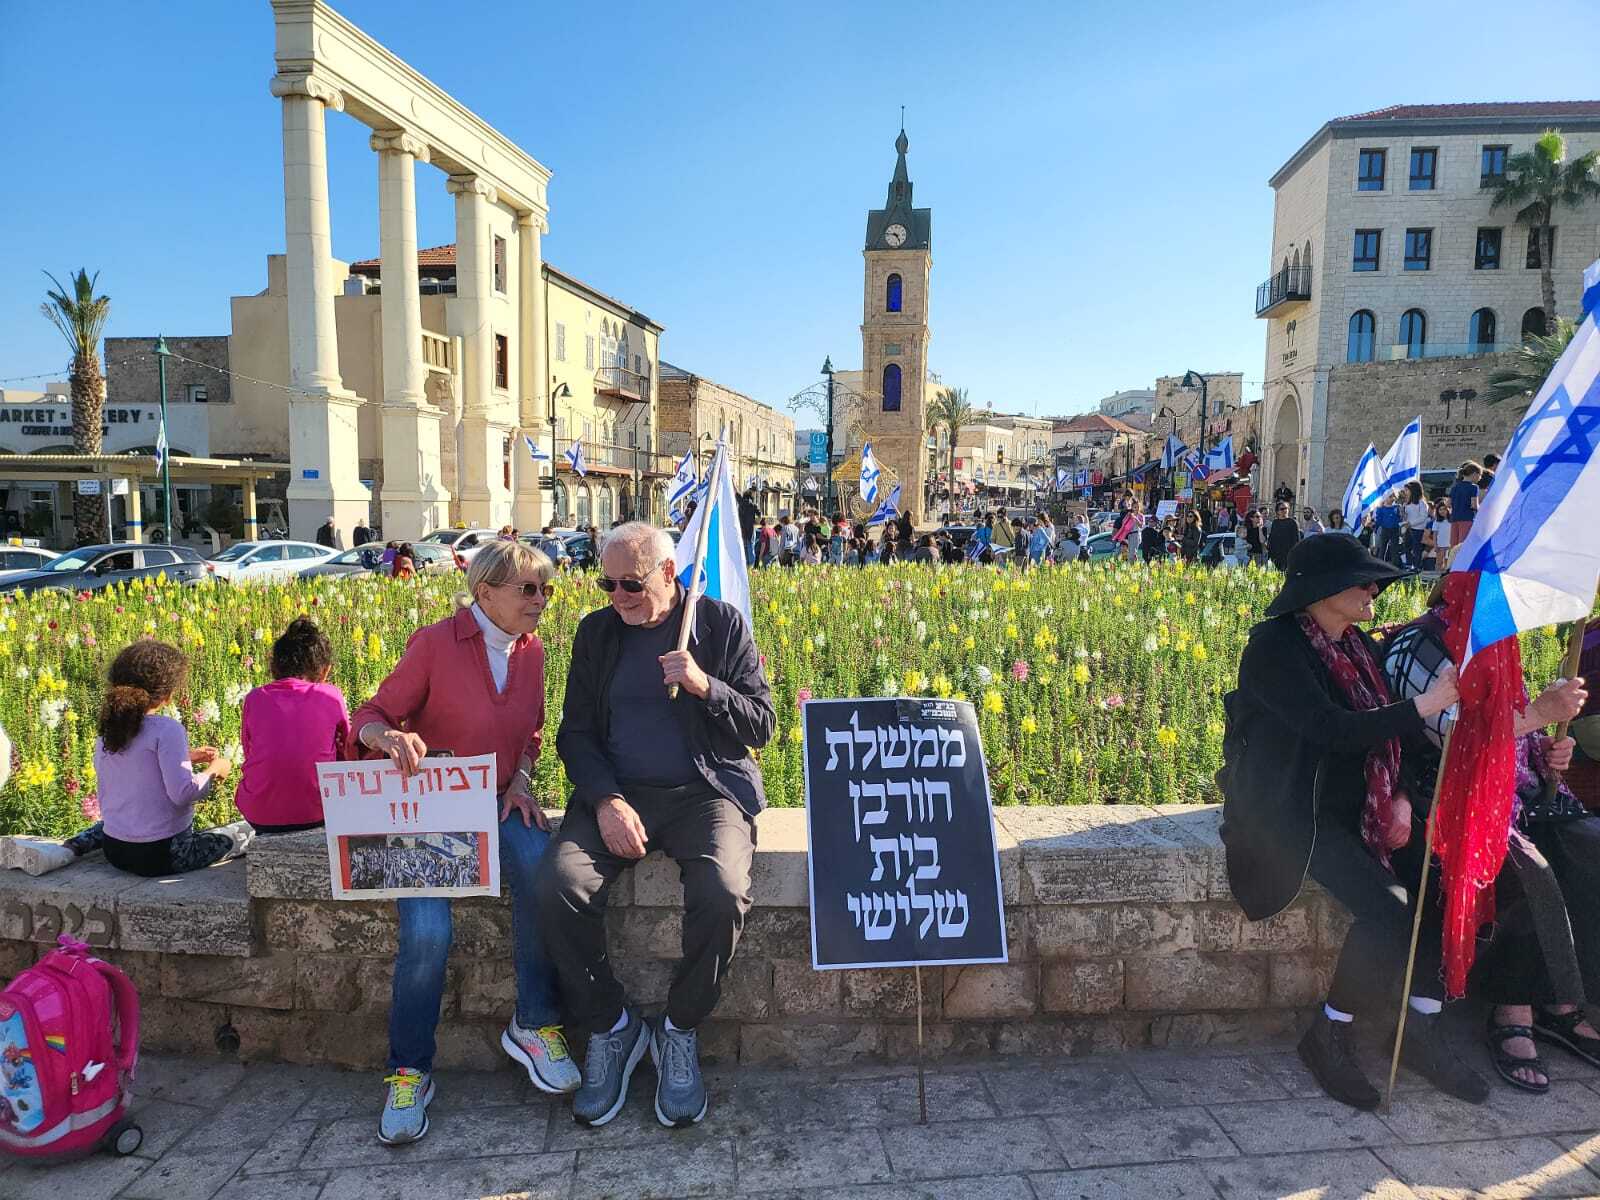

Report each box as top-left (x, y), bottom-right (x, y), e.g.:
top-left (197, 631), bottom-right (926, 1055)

top-left (1198, 532), bottom-right (1251, 569)
top-left (561, 531), bottom-right (598, 570)
top-left (0, 545), bottom-right (60, 581)
top-left (1082, 531), bottom-right (1122, 561)
top-left (418, 528), bottom-right (499, 561)
top-left (298, 542), bottom-right (457, 579)
top-left (207, 540), bottom-right (335, 583)
top-left (0, 544), bottom-right (208, 595)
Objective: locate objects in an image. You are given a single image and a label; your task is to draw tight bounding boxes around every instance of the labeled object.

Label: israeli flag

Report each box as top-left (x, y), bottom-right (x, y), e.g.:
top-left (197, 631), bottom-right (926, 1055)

top-left (1161, 434), bottom-right (1188, 470)
top-left (676, 440), bottom-right (752, 624)
top-left (1584, 258), bottom-right (1600, 324)
top-left (860, 442), bottom-right (882, 506)
top-left (1379, 416), bottom-right (1422, 495)
top-left (154, 419), bottom-right (169, 471)
top-left (1055, 468), bottom-right (1070, 491)
top-left (1453, 305), bottom-right (1600, 673)
top-left (523, 435), bottom-right (550, 462)
top-left (866, 483), bottom-right (903, 527)
top-left (1341, 443), bottom-right (1385, 530)
top-left (1204, 436), bottom-right (1236, 473)
top-left (564, 441), bottom-right (586, 478)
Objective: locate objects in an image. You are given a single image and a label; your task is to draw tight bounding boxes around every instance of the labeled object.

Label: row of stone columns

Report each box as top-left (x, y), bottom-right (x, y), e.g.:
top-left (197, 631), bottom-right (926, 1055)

top-left (271, 71), bottom-right (551, 541)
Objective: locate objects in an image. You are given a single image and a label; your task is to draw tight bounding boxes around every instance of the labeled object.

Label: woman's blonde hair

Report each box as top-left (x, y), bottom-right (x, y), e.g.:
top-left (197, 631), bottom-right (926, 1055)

top-left (466, 540), bottom-right (553, 603)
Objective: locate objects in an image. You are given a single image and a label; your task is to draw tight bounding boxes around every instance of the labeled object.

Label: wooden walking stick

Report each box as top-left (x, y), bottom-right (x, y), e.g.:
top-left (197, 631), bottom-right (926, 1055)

top-left (667, 444), bottom-right (724, 700)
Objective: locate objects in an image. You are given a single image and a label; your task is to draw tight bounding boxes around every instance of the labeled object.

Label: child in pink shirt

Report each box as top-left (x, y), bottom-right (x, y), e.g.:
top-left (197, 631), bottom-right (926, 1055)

top-left (235, 617), bottom-right (349, 832)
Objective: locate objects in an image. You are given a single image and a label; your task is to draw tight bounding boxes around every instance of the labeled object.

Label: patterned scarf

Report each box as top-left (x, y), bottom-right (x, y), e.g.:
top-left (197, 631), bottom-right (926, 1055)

top-left (1297, 612), bottom-right (1404, 868)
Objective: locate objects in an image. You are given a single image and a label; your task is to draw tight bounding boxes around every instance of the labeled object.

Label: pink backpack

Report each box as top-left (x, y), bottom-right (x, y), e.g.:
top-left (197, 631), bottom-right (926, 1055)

top-left (0, 935), bottom-right (142, 1161)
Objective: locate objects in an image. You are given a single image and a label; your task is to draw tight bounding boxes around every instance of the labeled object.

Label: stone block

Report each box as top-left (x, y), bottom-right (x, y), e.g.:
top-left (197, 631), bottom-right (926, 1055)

top-left (1041, 959), bottom-right (1125, 1015)
top-left (630, 809), bottom-right (809, 908)
top-left (117, 860), bottom-right (254, 956)
top-left (140, 995), bottom-right (232, 1056)
top-left (606, 906), bottom-right (682, 960)
top-left (992, 1016), bottom-right (1127, 1057)
top-left (458, 958), bottom-right (517, 1020)
top-left (1006, 810), bottom-right (1210, 906)
top-left (993, 813), bottom-right (1022, 905)
top-left (739, 1021), bottom-right (885, 1066)
top-left (97, 947), bottom-right (164, 994)
top-left (738, 907), bottom-right (811, 958)
top-left (0, 858), bottom-right (143, 947)
top-left (160, 952), bottom-right (297, 1010)
top-left (841, 967), bottom-right (927, 1018)
top-left (696, 1019), bottom-right (740, 1064)
top-left (1031, 905), bottom-right (1113, 957)
top-left (772, 961), bottom-right (841, 1015)
top-left (293, 954), bottom-right (361, 1013)
top-left (245, 831), bottom-right (331, 899)
top-left (271, 902), bottom-right (398, 957)
top-left (1124, 952), bottom-right (1268, 1011)
top-left (941, 964), bottom-right (1037, 1019)
top-left (715, 955), bottom-right (772, 1021)
top-left (1267, 952), bottom-right (1336, 1007)
top-left (449, 901), bottom-right (512, 957)
top-left (1197, 902), bottom-right (1315, 953)
top-left (1316, 896), bottom-right (1354, 949)
top-left (612, 956), bottom-right (673, 1006)
top-left (884, 1019), bottom-right (996, 1060)
top-left (0, 939), bottom-right (34, 980)
top-left (1144, 1009), bottom-right (1301, 1049)
top-left (273, 1010), bottom-right (393, 1071)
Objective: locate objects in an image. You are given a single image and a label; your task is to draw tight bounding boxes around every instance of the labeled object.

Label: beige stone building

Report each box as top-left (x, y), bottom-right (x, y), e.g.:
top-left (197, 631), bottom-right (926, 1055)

top-left (1151, 372), bottom-right (1244, 458)
top-left (657, 365), bottom-right (796, 518)
top-left (1257, 101), bottom-right (1600, 511)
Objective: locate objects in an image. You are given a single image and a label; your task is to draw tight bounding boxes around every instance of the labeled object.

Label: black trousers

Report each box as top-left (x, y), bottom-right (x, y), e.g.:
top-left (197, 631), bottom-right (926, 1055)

top-left (1472, 820), bottom-right (1597, 1007)
top-left (535, 782), bottom-right (754, 1034)
top-left (1309, 820), bottom-right (1444, 1015)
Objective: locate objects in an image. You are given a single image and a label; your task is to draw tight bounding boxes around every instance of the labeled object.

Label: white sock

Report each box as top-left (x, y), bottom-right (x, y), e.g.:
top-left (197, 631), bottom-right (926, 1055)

top-left (609, 1009), bottom-right (628, 1034)
top-left (664, 1016), bottom-right (689, 1034)
top-left (1409, 996), bottom-right (1443, 1016)
top-left (1324, 1003), bottom-right (1355, 1023)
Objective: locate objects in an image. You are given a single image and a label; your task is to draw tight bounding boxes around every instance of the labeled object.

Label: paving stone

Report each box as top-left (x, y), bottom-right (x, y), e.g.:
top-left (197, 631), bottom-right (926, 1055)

top-left (545, 1067), bottom-right (725, 1152)
top-left (319, 1153), bottom-right (575, 1200)
top-left (0, 1153), bottom-right (152, 1200)
top-left (717, 1069), bottom-right (996, 1136)
top-left (237, 1119), bottom-right (323, 1175)
top-left (1128, 1048), bottom-right (1291, 1105)
top-left (284, 1064), bottom-right (379, 1119)
top-left (212, 1174), bottom-right (329, 1200)
top-left (880, 1116), bottom-right (1065, 1178)
top-left (1376, 1135), bottom-right (1600, 1198)
top-left (573, 1138), bottom-right (734, 1199)
top-left (298, 1102), bottom-right (553, 1168)
top-left (124, 1096), bottom-right (210, 1160)
top-left (981, 1059), bottom-right (1149, 1117)
top-left (175, 1078), bottom-right (307, 1152)
top-left (1376, 1081), bottom-right (1600, 1144)
top-left (736, 1127), bottom-right (893, 1192)
top-left (1047, 1104), bottom-right (1238, 1167)
top-left (118, 1146), bottom-right (256, 1200)
top-left (1031, 1163), bottom-right (1222, 1199)
top-left (135, 1054), bottom-right (246, 1107)
top-left (1202, 1149), bottom-right (1422, 1198)
top-left (1208, 1097), bottom-right (1395, 1155)
top-left (753, 1181), bottom-right (1035, 1200)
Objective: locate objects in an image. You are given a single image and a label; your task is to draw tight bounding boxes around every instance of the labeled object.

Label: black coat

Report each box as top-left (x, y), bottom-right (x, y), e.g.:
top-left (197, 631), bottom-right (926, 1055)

top-left (1266, 518), bottom-right (1301, 567)
top-left (1218, 615), bottom-right (1426, 920)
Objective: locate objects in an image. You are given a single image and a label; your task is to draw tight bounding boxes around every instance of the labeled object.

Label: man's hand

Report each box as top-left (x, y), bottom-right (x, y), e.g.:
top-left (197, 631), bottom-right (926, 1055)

top-left (659, 650), bottom-right (712, 700)
top-left (1385, 792), bottom-right (1413, 851)
top-left (189, 746), bottom-right (219, 766)
top-left (597, 795), bottom-right (647, 859)
top-left (1547, 735), bottom-right (1577, 774)
top-left (500, 775), bottom-right (550, 831)
top-left (1531, 677), bottom-right (1589, 728)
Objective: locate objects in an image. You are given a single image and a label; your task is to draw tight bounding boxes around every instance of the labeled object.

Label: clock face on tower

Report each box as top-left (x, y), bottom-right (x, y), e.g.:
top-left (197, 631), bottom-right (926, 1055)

top-left (883, 223), bottom-right (908, 248)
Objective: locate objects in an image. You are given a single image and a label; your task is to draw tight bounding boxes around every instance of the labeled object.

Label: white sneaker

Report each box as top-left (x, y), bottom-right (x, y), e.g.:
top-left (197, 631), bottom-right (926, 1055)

top-left (6, 838), bottom-right (77, 876)
top-left (215, 822), bottom-right (255, 858)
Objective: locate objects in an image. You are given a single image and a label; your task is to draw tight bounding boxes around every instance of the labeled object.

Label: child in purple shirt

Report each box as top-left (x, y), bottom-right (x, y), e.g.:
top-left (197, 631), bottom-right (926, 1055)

top-left (235, 618), bottom-right (348, 832)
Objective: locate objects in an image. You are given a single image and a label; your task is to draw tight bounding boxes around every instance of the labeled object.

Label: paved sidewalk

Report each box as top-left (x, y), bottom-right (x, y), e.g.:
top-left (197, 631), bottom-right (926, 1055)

top-left (7, 1025), bottom-right (1600, 1200)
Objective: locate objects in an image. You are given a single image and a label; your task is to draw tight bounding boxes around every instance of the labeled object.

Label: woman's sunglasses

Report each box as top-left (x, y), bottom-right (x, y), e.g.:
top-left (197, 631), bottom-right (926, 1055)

top-left (499, 581), bottom-right (555, 598)
top-left (596, 576), bottom-right (647, 594)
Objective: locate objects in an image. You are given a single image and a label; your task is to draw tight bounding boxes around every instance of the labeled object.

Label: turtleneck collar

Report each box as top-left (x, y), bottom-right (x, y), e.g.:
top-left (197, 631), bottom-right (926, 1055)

top-left (470, 603), bottom-right (517, 691)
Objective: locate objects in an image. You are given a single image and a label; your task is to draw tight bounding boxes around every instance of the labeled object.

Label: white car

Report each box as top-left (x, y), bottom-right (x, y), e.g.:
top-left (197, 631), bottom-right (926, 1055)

top-left (0, 545), bottom-right (60, 581)
top-left (207, 540), bottom-right (335, 583)
top-left (418, 528), bottom-right (499, 562)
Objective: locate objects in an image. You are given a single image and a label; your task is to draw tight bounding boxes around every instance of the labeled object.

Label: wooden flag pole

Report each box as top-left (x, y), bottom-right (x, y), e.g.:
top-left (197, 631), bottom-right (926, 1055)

top-left (668, 444), bottom-right (724, 700)
top-left (1554, 619), bottom-right (1590, 743)
top-left (914, 963), bottom-right (928, 1125)
top-left (1384, 721), bottom-right (1454, 1112)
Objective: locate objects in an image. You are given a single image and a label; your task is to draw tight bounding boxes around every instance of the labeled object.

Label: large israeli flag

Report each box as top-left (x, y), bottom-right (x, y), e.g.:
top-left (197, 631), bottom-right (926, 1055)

top-left (1055, 468), bottom-right (1070, 491)
top-left (860, 442), bottom-right (882, 506)
top-left (866, 483), bottom-right (903, 527)
top-left (666, 450), bottom-right (697, 520)
top-left (564, 441), bottom-right (587, 478)
top-left (1341, 443), bottom-right (1384, 530)
top-left (676, 440), bottom-right (751, 624)
top-left (1204, 436), bottom-right (1235, 472)
top-left (1583, 258), bottom-right (1600, 323)
top-left (1378, 416), bottom-right (1422, 495)
top-left (1161, 434), bottom-right (1188, 470)
top-left (1453, 305), bottom-right (1600, 672)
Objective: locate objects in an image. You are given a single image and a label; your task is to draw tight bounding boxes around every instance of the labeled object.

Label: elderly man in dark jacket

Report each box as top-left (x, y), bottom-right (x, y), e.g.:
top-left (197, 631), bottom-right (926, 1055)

top-left (537, 522), bottom-right (774, 1132)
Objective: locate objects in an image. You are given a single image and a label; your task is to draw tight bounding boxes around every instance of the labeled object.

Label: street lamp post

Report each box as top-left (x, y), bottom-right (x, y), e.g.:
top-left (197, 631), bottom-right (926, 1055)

top-left (547, 381), bottom-right (572, 524)
top-left (821, 356), bottom-right (835, 518)
top-left (1179, 369), bottom-right (1210, 516)
top-left (153, 336), bottom-right (174, 543)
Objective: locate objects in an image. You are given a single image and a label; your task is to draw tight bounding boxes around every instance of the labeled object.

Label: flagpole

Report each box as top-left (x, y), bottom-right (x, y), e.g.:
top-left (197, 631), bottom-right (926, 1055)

top-left (668, 442), bottom-right (724, 700)
top-left (1554, 618), bottom-right (1590, 743)
top-left (1384, 720), bottom-right (1454, 1111)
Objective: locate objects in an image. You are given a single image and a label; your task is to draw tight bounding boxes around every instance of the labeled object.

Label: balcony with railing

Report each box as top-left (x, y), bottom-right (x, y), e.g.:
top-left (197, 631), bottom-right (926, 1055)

top-left (1254, 265), bottom-right (1312, 317)
top-left (594, 365), bottom-right (650, 403)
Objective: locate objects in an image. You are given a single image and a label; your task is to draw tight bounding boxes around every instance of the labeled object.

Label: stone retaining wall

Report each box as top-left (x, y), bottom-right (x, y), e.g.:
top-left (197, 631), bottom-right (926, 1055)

top-left (0, 806), bottom-right (1347, 1071)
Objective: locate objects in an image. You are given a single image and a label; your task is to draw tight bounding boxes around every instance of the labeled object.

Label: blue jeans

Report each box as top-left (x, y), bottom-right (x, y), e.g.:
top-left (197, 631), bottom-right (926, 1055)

top-left (387, 811), bottom-right (559, 1072)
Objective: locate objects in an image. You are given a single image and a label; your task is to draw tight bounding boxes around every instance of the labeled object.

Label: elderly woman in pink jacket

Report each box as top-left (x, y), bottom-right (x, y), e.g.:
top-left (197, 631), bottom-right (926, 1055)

top-left (349, 540), bottom-right (577, 1145)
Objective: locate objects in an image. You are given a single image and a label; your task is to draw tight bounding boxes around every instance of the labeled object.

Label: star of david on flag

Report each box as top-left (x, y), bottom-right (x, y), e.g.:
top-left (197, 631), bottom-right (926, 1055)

top-left (1204, 436), bottom-right (1235, 473)
top-left (1378, 417), bottom-right (1422, 496)
top-left (153, 419), bottom-right (169, 471)
top-left (564, 441), bottom-right (586, 477)
top-left (866, 483), bottom-right (903, 527)
top-left (1160, 434), bottom-right (1187, 470)
top-left (1341, 443), bottom-right (1384, 530)
top-left (523, 435), bottom-right (550, 462)
top-left (859, 442), bottom-right (882, 506)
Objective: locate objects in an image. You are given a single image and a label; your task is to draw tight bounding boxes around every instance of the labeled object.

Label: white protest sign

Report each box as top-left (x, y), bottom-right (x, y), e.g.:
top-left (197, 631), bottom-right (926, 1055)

top-left (1155, 500), bottom-right (1178, 520)
top-left (318, 754), bottom-right (500, 900)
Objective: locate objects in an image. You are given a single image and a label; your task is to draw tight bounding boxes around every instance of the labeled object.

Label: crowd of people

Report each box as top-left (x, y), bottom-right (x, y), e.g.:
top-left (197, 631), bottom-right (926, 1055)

top-left (346, 839), bottom-right (483, 891)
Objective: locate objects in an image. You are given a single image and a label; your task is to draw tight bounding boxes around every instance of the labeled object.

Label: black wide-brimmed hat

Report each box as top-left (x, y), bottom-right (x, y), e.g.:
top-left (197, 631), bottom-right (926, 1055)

top-left (1264, 532), bottom-right (1411, 617)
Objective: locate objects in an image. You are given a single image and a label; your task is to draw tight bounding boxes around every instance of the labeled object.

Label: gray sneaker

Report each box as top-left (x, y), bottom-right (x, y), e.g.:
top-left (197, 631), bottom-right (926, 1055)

top-left (502, 1018), bottom-right (581, 1094)
top-left (377, 1068), bottom-right (435, 1145)
top-left (572, 1009), bottom-right (647, 1127)
top-left (650, 1017), bottom-right (708, 1127)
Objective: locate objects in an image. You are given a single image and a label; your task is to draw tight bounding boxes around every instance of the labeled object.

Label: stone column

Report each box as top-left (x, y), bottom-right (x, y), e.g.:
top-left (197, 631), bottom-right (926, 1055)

top-left (447, 174), bottom-right (496, 528)
top-left (373, 130), bottom-right (448, 539)
top-left (515, 210), bottom-right (549, 531)
top-left (270, 72), bottom-right (370, 541)
top-left (241, 479), bottom-right (258, 542)
top-left (125, 484), bottom-right (143, 544)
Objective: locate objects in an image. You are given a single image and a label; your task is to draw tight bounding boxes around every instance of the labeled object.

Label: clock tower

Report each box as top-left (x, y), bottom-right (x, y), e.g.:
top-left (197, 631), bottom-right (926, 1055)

top-left (861, 127), bottom-right (933, 523)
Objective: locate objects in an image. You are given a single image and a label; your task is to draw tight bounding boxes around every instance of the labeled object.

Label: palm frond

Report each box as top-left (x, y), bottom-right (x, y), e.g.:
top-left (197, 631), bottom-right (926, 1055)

top-left (40, 268), bottom-right (110, 359)
top-left (1484, 318), bottom-right (1577, 407)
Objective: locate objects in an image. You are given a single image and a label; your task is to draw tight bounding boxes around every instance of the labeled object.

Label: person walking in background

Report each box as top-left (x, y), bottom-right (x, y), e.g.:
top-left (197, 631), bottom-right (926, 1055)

top-left (391, 543), bottom-right (417, 581)
top-left (1027, 517), bottom-right (1051, 566)
top-left (1448, 462), bottom-right (1482, 565)
top-left (1302, 507), bottom-right (1326, 536)
top-left (1480, 452), bottom-right (1500, 494)
top-left (353, 518), bottom-right (374, 547)
top-left (1267, 501), bottom-right (1301, 570)
top-left (315, 515), bottom-right (343, 550)
top-left (1181, 510), bottom-right (1203, 562)
top-left (1402, 481), bottom-right (1430, 569)
top-left (1326, 509), bottom-right (1346, 533)
top-left (1373, 493), bottom-right (1402, 565)
top-left (1243, 509), bottom-right (1266, 565)
top-left (896, 507), bottom-right (914, 546)
top-left (737, 489), bottom-right (759, 566)
top-left (1138, 517), bottom-right (1166, 563)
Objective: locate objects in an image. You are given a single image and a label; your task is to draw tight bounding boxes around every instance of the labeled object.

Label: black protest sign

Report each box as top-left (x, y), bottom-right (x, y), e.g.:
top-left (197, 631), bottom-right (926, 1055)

top-left (803, 697), bottom-right (1007, 969)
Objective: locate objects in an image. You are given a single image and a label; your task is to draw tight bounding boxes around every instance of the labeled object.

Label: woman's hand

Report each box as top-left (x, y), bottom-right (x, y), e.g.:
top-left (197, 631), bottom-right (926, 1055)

top-left (207, 757), bottom-right (234, 781)
top-left (190, 746), bottom-right (219, 766)
top-left (500, 775), bottom-right (550, 831)
top-left (371, 727), bottom-right (428, 777)
top-left (597, 796), bottom-right (648, 859)
top-left (1530, 677), bottom-right (1588, 728)
top-left (1385, 792), bottom-right (1413, 850)
top-left (1547, 735), bottom-right (1577, 774)
top-left (1416, 664), bottom-right (1460, 719)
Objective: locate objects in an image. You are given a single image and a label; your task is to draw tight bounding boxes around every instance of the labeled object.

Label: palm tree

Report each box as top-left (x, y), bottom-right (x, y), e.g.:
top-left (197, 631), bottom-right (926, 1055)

top-left (41, 269), bottom-right (111, 545)
top-left (927, 386), bottom-right (978, 510)
top-left (1487, 130), bottom-right (1600, 335)
top-left (1485, 317), bottom-right (1578, 409)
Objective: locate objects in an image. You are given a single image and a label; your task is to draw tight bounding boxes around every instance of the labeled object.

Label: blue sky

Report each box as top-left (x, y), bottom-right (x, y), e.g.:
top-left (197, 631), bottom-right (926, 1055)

top-left (2, 0), bottom-right (1594, 422)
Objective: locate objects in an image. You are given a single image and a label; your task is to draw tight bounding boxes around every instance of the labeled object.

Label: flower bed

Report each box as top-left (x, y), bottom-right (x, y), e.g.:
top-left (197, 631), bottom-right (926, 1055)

top-left (0, 562), bottom-right (1567, 836)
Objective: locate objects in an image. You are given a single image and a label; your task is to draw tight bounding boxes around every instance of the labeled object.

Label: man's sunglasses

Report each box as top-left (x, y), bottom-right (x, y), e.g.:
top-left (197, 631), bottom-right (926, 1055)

top-left (596, 576), bottom-right (648, 594)
top-left (498, 581), bottom-right (556, 598)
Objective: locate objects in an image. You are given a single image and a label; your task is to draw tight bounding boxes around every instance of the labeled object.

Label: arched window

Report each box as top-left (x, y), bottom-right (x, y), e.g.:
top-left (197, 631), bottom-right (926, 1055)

top-left (1468, 308), bottom-right (1497, 351)
top-left (1522, 306), bottom-right (1548, 340)
top-left (598, 484), bottom-right (614, 528)
top-left (1399, 309), bottom-right (1426, 359)
top-left (1290, 248), bottom-right (1300, 270)
top-left (1347, 310), bottom-right (1376, 363)
top-left (886, 273), bottom-right (903, 313)
top-left (1303, 241), bottom-right (1313, 270)
top-left (882, 363), bottom-right (902, 412)
top-left (576, 483), bottom-right (592, 526)
top-left (553, 479), bottom-right (569, 524)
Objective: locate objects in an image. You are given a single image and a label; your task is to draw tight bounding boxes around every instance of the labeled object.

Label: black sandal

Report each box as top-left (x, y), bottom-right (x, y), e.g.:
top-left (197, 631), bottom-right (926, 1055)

top-left (1486, 1019), bottom-right (1550, 1093)
top-left (1534, 1007), bottom-right (1600, 1069)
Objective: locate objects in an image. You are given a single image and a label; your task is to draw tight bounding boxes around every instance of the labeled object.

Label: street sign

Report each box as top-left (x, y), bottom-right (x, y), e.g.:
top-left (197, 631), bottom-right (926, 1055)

top-left (302, 468), bottom-right (320, 480)
top-left (808, 431), bottom-right (828, 472)
top-left (76, 479), bottom-right (102, 496)
top-left (111, 478), bottom-right (130, 496)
